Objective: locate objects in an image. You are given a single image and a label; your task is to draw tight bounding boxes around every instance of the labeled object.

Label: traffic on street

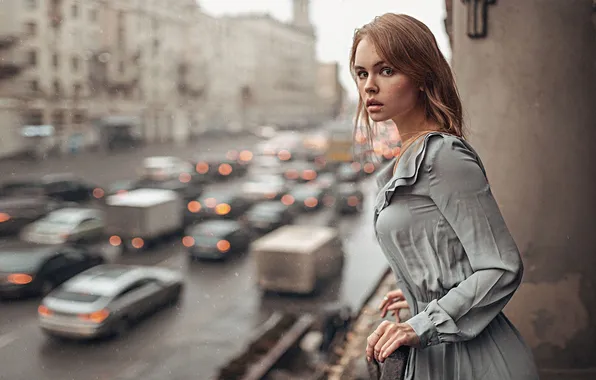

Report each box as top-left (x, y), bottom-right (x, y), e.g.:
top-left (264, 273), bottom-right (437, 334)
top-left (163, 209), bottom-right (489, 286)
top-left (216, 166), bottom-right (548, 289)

top-left (0, 124), bottom-right (401, 379)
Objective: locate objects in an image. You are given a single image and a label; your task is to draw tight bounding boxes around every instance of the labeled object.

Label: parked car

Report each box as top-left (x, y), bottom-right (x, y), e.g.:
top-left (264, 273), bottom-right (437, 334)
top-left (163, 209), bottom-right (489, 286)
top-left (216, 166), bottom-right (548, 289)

top-left (21, 208), bottom-right (105, 245)
top-left (245, 201), bottom-right (295, 234)
top-left (183, 220), bottom-right (252, 260)
top-left (336, 162), bottom-right (364, 183)
top-left (0, 173), bottom-right (101, 203)
top-left (38, 265), bottom-right (184, 339)
top-left (0, 244), bottom-right (105, 299)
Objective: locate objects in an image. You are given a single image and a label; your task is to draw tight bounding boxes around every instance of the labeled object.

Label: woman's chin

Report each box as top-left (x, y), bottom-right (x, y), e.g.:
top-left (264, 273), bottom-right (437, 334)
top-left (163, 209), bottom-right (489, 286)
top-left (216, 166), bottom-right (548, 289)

top-left (369, 113), bottom-right (390, 123)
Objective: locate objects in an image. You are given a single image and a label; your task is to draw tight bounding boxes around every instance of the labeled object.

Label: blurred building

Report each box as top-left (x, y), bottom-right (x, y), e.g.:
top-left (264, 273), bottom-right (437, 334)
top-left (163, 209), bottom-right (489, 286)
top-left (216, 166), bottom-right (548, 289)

top-left (444, 1), bottom-right (596, 379)
top-left (0, 0), bottom-right (341, 158)
top-left (316, 62), bottom-right (346, 121)
top-left (0, 0), bottom-right (209, 156)
top-left (215, 0), bottom-right (321, 130)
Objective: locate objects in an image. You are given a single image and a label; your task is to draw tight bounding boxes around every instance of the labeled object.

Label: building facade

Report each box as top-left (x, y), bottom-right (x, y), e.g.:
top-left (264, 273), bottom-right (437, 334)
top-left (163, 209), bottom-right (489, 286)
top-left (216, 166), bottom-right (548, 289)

top-left (445, 1), bottom-right (596, 379)
top-left (316, 62), bottom-right (346, 121)
top-left (0, 0), bottom-right (343, 158)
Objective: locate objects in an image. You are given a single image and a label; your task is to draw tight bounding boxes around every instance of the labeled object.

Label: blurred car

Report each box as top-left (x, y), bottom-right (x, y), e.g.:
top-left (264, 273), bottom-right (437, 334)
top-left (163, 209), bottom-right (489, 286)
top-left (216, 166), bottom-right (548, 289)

top-left (134, 178), bottom-right (203, 202)
top-left (185, 189), bottom-right (255, 224)
top-left (0, 244), bottom-right (105, 299)
top-left (336, 162), bottom-right (364, 183)
top-left (312, 172), bottom-right (337, 192)
top-left (241, 174), bottom-right (290, 202)
top-left (245, 201), bottom-right (295, 234)
top-left (283, 161), bottom-right (321, 183)
top-left (38, 265), bottom-right (184, 339)
top-left (21, 208), bottom-right (104, 245)
top-left (1, 173), bottom-right (101, 203)
top-left (281, 183), bottom-right (334, 212)
top-left (191, 154), bottom-right (247, 182)
top-left (140, 156), bottom-right (194, 182)
top-left (248, 155), bottom-right (286, 177)
top-left (334, 183), bottom-right (364, 214)
top-left (183, 220), bottom-right (252, 260)
top-left (0, 196), bottom-right (70, 235)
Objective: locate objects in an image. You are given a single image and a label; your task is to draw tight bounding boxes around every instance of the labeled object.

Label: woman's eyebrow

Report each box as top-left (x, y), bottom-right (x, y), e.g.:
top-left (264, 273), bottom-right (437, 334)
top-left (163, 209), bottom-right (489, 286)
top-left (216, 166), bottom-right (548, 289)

top-left (354, 61), bottom-right (387, 71)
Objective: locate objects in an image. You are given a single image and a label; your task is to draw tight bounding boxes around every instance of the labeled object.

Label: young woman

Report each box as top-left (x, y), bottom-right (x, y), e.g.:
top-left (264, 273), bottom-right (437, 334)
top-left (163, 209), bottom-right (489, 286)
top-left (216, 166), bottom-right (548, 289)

top-left (352, 14), bottom-right (539, 379)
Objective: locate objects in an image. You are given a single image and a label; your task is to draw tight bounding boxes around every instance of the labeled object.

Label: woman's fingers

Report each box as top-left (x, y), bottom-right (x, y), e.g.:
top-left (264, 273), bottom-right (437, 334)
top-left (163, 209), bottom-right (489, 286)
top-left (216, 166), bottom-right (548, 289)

top-left (387, 300), bottom-right (409, 311)
top-left (378, 289), bottom-right (405, 311)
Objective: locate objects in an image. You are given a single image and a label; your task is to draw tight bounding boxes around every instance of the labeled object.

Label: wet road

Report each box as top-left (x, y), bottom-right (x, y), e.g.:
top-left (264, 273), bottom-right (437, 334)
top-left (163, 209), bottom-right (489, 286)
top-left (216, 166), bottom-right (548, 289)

top-left (0, 136), bottom-right (388, 380)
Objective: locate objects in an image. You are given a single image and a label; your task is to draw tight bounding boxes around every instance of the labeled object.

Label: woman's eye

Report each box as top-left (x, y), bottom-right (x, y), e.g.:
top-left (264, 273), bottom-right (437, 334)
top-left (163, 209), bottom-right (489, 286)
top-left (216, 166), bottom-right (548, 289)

top-left (356, 71), bottom-right (368, 79)
top-left (381, 67), bottom-right (394, 76)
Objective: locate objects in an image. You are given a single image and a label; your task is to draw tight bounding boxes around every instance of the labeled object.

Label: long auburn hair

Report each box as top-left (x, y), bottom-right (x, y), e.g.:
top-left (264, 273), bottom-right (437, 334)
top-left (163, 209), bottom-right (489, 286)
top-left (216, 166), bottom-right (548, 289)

top-left (349, 14), bottom-right (465, 157)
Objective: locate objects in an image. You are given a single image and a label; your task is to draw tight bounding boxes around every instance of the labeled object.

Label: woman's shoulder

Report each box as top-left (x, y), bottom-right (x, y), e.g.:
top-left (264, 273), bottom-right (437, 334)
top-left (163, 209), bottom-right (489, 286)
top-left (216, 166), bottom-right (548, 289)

top-left (424, 133), bottom-right (489, 188)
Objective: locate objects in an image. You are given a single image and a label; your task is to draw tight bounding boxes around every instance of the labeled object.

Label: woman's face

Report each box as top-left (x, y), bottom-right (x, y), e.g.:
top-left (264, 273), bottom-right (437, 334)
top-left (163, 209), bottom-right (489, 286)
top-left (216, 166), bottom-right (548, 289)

top-left (354, 37), bottom-right (420, 123)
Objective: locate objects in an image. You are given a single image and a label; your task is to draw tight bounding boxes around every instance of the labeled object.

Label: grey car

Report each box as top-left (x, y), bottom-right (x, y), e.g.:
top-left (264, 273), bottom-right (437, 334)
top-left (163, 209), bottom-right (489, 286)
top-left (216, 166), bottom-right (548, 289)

top-left (38, 264), bottom-right (184, 339)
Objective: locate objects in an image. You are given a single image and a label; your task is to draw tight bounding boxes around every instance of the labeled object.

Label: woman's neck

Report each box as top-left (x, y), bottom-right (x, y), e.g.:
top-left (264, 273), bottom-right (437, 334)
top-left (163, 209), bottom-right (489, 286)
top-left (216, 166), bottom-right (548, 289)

top-left (392, 110), bottom-right (439, 147)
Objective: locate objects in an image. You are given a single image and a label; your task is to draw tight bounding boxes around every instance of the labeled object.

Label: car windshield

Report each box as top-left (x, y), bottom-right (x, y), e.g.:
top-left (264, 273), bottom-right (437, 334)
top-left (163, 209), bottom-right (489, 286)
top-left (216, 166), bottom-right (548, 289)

top-left (248, 210), bottom-right (280, 222)
top-left (0, 252), bottom-right (44, 272)
top-left (2, 183), bottom-right (44, 197)
top-left (50, 290), bottom-right (102, 303)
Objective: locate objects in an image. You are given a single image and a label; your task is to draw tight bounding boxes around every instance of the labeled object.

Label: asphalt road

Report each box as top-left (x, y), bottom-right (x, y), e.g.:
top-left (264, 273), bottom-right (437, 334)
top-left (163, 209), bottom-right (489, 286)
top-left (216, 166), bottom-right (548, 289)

top-left (0, 135), bottom-right (388, 380)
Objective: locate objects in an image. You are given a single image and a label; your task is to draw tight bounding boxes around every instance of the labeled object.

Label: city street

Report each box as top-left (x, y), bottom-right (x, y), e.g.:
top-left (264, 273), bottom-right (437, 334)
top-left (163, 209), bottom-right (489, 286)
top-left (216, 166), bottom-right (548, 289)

top-left (0, 135), bottom-right (388, 380)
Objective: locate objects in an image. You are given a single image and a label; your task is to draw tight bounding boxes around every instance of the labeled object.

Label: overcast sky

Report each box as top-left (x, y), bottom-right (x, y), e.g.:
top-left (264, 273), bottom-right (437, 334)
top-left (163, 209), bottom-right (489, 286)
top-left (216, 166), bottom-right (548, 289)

top-left (199, 0), bottom-right (450, 100)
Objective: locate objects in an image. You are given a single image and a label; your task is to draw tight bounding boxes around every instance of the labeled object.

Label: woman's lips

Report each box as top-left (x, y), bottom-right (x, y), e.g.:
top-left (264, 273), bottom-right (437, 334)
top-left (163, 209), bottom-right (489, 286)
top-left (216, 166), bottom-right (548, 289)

top-left (367, 104), bottom-right (383, 112)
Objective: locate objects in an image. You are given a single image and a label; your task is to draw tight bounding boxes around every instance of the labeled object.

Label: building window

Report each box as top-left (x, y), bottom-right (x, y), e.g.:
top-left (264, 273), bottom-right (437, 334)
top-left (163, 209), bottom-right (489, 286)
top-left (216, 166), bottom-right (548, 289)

top-left (118, 61), bottom-right (125, 74)
top-left (72, 56), bottom-right (79, 72)
top-left (25, 22), bottom-right (37, 36)
top-left (90, 8), bottom-right (98, 22)
top-left (73, 83), bottom-right (82, 98)
top-left (53, 80), bottom-right (61, 97)
top-left (52, 53), bottom-right (59, 68)
top-left (24, 110), bottom-right (43, 126)
top-left (71, 3), bottom-right (78, 18)
top-left (52, 110), bottom-right (65, 131)
top-left (73, 111), bottom-right (85, 124)
top-left (28, 50), bottom-right (37, 66)
top-left (30, 80), bottom-right (39, 92)
top-left (25, 0), bottom-right (36, 10)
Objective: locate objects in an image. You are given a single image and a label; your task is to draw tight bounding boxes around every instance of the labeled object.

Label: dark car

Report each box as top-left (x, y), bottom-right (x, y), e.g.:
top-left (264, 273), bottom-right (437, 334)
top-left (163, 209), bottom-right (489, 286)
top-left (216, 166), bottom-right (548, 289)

top-left (185, 190), bottom-right (255, 224)
top-left (0, 244), bottom-right (104, 299)
top-left (282, 183), bottom-right (334, 212)
top-left (334, 182), bottom-right (364, 214)
top-left (245, 201), bottom-right (295, 234)
top-left (183, 220), bottom-right (252, 260)
top-left (1, 173), bottom-right (100, 203)
top-left (191, 154), bottom-right (248, 183)
top-left (0, 196), bottom-right (68, 235)
top-left (134, 178), bottom-right (203, 202)
top-left (282, 160), bottom-right (321, 183)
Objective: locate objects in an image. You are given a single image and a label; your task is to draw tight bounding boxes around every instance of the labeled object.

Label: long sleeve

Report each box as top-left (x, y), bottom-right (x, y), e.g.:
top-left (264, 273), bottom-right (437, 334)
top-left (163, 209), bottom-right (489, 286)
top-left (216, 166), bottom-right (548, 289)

top-left (406, 137), bottom-right (524, 348)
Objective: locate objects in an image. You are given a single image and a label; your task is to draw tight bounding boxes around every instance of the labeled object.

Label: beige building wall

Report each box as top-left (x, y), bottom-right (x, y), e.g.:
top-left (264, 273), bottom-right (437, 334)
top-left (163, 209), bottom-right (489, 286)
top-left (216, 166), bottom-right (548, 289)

top-left (449, 1), bottom-right (596, 378)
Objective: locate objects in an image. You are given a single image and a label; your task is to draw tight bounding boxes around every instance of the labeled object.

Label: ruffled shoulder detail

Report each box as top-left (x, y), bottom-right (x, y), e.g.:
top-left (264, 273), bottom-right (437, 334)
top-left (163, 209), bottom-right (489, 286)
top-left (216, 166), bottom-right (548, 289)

top-left (374, 132), bottom-right (450, 215)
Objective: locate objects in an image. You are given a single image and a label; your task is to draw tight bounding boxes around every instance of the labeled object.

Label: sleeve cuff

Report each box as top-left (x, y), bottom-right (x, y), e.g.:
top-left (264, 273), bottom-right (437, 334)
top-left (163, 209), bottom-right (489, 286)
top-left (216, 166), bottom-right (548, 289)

top-left (406, 310), bottom-right (441, 348)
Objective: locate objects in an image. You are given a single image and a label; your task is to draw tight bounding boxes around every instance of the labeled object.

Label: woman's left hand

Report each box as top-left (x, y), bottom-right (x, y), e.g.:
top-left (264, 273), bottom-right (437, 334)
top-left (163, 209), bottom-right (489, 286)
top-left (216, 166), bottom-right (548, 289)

top-left (366, 320), bottom-right (421, 363)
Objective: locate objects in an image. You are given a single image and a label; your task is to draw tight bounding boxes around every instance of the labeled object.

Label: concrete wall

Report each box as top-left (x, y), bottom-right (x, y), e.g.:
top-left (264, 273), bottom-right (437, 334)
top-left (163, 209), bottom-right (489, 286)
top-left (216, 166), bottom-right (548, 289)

top-left (452, 1), bottom-right (596, 378)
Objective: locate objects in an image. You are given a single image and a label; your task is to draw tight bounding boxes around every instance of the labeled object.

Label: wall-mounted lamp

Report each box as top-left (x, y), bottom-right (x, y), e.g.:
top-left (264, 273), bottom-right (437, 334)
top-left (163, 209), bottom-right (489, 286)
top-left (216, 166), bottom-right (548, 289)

top-left (461, 0), bottom-right (497, 39)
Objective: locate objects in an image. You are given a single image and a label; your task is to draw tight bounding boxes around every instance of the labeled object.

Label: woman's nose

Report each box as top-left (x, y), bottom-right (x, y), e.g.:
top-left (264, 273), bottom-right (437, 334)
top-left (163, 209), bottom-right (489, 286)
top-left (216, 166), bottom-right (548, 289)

top-left (364, 78), bottom-right (378, 94)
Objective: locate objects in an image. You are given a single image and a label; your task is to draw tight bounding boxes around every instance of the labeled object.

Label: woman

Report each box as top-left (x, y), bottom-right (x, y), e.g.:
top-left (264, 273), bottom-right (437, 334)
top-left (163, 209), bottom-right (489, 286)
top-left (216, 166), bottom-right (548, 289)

top-left (352, 14), bottom-right (539, 379)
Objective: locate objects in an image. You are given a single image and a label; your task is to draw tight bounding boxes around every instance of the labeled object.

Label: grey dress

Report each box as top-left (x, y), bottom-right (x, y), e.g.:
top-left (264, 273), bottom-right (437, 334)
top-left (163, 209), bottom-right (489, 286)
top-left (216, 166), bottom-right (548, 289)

top-left (373, 132), bottom-right (539, 380)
